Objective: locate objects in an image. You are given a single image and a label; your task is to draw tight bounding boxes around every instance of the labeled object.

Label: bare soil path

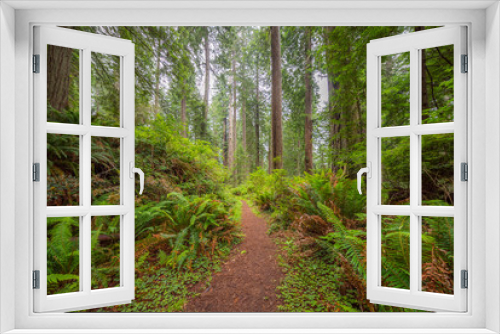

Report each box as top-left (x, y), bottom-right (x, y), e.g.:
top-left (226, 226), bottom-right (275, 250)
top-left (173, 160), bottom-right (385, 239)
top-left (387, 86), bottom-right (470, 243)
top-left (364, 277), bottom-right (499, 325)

top-left (185, 201), bottom-right (283, 312)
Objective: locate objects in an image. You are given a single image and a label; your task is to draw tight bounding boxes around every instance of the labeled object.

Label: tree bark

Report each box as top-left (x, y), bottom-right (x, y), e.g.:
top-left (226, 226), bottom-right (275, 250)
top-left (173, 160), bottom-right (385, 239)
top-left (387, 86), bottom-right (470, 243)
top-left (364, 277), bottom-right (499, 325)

top-left (223, 117), bottom-right (228, 166)
top-left (47, 45), bottom-right (73, 112)
top-left (270, 26), bottom-right (284, 170)
top-left (228, 48), bottom-right (237, 169)
top-left (203, 28), bottom-right (210, 138)
top-left (324, 26), bottom-right (341, 173)
top-left (415, 27), bottom-right (429, 120)
top-left (255, 54), bottom-right (260, 168)
top-left (180, 97), bottom-right (187, 138)
top-left (154, 34), bottom-right (161, 116)
top-left (304, 27), bottom-right (313, 174)
top-left (242, 100), bottom-right (247, 153)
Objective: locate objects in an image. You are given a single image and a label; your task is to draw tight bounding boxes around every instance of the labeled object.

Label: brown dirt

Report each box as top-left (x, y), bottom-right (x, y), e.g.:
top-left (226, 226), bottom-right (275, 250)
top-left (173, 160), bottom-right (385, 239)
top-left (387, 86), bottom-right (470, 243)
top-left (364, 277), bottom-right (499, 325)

top-left (184, 201), bottom-right (284, 312)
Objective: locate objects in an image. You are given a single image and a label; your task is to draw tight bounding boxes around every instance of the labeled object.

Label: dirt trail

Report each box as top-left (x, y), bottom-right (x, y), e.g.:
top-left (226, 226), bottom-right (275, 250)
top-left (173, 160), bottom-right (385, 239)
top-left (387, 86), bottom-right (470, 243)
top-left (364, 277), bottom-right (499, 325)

top-left (185, 201), bottom-right (283, 312)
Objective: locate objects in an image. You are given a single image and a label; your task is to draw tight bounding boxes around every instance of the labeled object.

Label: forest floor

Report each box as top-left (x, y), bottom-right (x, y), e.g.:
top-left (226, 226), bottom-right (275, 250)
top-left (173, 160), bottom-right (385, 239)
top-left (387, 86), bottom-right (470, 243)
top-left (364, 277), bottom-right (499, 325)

top-left (185, 201), bottom-right (284, 312)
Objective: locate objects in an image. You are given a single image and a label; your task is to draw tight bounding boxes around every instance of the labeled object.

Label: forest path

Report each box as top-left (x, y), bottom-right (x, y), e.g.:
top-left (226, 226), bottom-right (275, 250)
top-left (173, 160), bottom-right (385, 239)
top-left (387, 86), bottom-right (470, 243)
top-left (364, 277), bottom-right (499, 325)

top-left (184, 201), bottom-right (283, 312)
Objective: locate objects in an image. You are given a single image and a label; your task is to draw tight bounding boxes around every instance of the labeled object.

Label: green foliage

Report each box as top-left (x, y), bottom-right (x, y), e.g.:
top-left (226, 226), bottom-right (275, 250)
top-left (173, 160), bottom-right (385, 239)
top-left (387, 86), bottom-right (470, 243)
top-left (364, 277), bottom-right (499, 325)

top-left (47, 217), bottom-right (80, 295)
top-left (159, 192), bottom-right (241, 269)
top-left (246, 169), bottom-right (451, 311)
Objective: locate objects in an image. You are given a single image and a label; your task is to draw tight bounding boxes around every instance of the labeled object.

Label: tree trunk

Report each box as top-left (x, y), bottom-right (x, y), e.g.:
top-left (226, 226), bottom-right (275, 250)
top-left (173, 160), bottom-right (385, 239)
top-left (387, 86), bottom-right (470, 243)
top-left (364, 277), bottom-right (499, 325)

top-left (242, 101), bottom-right (247, 153)
top-left (242, 100), bottom-right (247, 175)
top-left (203, 29), bottom-right (210, 138)
top-left (154, 34), bottom-right (161, 116)
top-left (270, 26), bottom-right (283, 170)
top-left (304, 27), bottom-right (313, 174)
top-left (415, 27), bottom-right (429, 120)
top-left (228, 49), bottom-right (237, 169)
top-left (268, 135), bottom-right (272, 174)
top-left (324, 26), bottom-right (341, 173)
top-left (223, 117), bottom-right (228, 166)
top-left (47, 45), bottom-right (73, 112)
top-left (255, 54), bottom-right (260, 168)
top-left (180, 97), bottom-right (187, 138)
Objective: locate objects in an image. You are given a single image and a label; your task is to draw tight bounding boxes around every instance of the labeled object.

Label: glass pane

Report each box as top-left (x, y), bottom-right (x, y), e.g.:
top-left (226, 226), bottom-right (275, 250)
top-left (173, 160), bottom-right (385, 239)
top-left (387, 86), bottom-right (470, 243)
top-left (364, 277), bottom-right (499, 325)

top-left (381, 52), bottom-right (410, 127)
top-left (381, 137), bottom-right (410, 205)
top-left (91, 52), bottom-right (121, 127)
top-left (91, 137), bottom-right (120, 205)
top-left (381, 215), bottom-right (410, 290)
top-left (422, 133), bottom-right (454, 205)
top-left (47, 45), bottom-right (80, 124)
top-left (421, 217), bottom-right (454, 294)
top-left (47, 134), bottom-right (80, 206)
top-left (91, 216), bottom-right (120, 290)
top-left (421, 45), bottom-right (454, 124)
top-left (47, 217), bottom-right (80, 295)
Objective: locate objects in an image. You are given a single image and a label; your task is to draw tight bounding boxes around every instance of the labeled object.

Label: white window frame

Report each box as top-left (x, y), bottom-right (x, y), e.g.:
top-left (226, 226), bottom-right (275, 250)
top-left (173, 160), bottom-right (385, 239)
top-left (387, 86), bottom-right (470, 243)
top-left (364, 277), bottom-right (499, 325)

top-left (1, 1), bottom-right (499, 333)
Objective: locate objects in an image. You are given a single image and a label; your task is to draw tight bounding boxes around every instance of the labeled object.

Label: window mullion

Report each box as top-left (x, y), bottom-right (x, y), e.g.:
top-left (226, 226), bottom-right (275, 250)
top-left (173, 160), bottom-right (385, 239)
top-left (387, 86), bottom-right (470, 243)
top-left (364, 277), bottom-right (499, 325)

top-left (409, 47), bottom-right (420, 294)
top-left (82, 47), bottom-right (92, 295)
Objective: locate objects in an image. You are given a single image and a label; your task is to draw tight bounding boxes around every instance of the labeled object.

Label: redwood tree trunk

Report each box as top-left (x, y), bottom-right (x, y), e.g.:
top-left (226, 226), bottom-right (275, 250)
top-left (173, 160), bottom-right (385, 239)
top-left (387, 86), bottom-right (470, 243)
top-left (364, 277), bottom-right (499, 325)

top-left (242, 100), bottom-right (247, 152)
top-left (228, 49), bottom-right (237, 169)
top-left (255, 55), bottom-right (260, 168)
top-left (415, 26), bottom-right (429, 121)
top-left (47, 45), bottom-right (73, 112)
top-left (180, 97), bottom-right (187, 138)
top-left (304, 27), bottom-right (313, 174)
top-left (270, 26), bottom-right (283, 170)
top-left (324, 26), bottom-right (341, 172)
top-left (154, 35), bottom-right (161, 115)
top-left (223, 117), bottom-right (228, 166)
top-left (203, 29), bottom-right (210, 138)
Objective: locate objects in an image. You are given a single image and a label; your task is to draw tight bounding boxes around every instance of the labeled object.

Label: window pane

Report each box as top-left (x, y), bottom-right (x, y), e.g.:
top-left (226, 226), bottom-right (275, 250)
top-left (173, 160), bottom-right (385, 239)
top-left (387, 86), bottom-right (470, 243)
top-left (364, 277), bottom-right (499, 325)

top-left (422, 133), bottom-right (454, 205)
top-left (381, 215), bottom-right (410, 290)
top-left (91, 137), bottom-right (120, 205)
top-left (381, 137), bottom-right (410, 205)
top-left (421, 217), bottom-right (454, 294)
top-left (91, 216), bottom-right (120, 290)
top-left (47, 217), bottom-right (80, 295)
top-left (91, 52), bottom-right (121, 127)
top-left (47, 134), bottom-right (80, 206)
top-left (381, 52), bottom-right (410, 127)
top-left (47, 45), bottom-right (80, 124)
top-left (421, 45), bottom-right (454, 124)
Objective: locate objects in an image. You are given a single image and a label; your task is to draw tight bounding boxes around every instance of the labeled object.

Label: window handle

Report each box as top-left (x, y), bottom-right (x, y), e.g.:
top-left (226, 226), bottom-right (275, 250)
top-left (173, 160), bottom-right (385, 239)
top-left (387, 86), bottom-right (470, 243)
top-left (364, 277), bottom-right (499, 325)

top-left (129, 162), bottom-right (144, 195)
top-left (357, 162), bottom-right (372, 195)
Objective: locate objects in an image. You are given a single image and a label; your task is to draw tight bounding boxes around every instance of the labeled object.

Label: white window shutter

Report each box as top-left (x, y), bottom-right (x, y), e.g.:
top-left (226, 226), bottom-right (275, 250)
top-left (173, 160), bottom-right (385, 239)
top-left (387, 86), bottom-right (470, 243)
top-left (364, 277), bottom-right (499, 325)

top-left (365, 26), bottom-right (467, 312)
top-left (33, 26), bottom-right (136, 313)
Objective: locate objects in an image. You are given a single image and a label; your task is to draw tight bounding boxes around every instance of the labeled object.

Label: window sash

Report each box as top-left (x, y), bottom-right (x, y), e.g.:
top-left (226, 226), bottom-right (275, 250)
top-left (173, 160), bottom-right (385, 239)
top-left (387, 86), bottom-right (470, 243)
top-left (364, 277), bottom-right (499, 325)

top-left (366, 26), bottom-right (467, 312)
top-left (33, 26), bottom-right (136, 313)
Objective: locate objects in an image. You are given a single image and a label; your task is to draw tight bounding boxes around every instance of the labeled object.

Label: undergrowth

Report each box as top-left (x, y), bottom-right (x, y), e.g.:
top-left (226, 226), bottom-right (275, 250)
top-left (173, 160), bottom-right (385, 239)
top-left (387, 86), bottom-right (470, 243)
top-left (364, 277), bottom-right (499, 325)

top-left (240, 168), bottom-right (450, 312)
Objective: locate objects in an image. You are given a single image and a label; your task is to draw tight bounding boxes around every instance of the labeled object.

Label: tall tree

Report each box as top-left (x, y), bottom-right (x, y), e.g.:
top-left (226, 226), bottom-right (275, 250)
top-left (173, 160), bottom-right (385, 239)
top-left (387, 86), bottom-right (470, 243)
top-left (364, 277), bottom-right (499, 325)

top-left (324, 26), bottom-right (341, 172)
top-left (228, 46), bottom-right (237, 169)
top-left (270, 26), bottom-right (283, 170)
top-left (47, 45), bottom-right (73, 111)
top-left (304, 27), bottom-right (313, 174)
top-left (154, 28), bottom-right (161, 115)
top-left (203, 27), bottom-right (210, 138)
top-left (255, 54), bottom-right (260, 168)
top-left (180, 97), bottom-right (187, 137)
top-left (415, 26), bottom-right (429, 120)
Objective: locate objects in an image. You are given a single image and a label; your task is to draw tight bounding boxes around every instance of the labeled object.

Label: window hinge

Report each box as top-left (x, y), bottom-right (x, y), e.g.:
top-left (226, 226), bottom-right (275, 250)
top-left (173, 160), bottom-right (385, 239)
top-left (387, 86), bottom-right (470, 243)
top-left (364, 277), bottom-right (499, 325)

top-left (33, 270), bottom-right (40, 289)
top-left (33, 54), bottom-right (40, 73)
top-left (461, 162), bottom-right (468, 181)
top-left (33, 163), bottom-right (40, 182)
top-left (461, 270), bottom-right (468, 289)
top-left (461, 54), bottom-right (468, 73)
